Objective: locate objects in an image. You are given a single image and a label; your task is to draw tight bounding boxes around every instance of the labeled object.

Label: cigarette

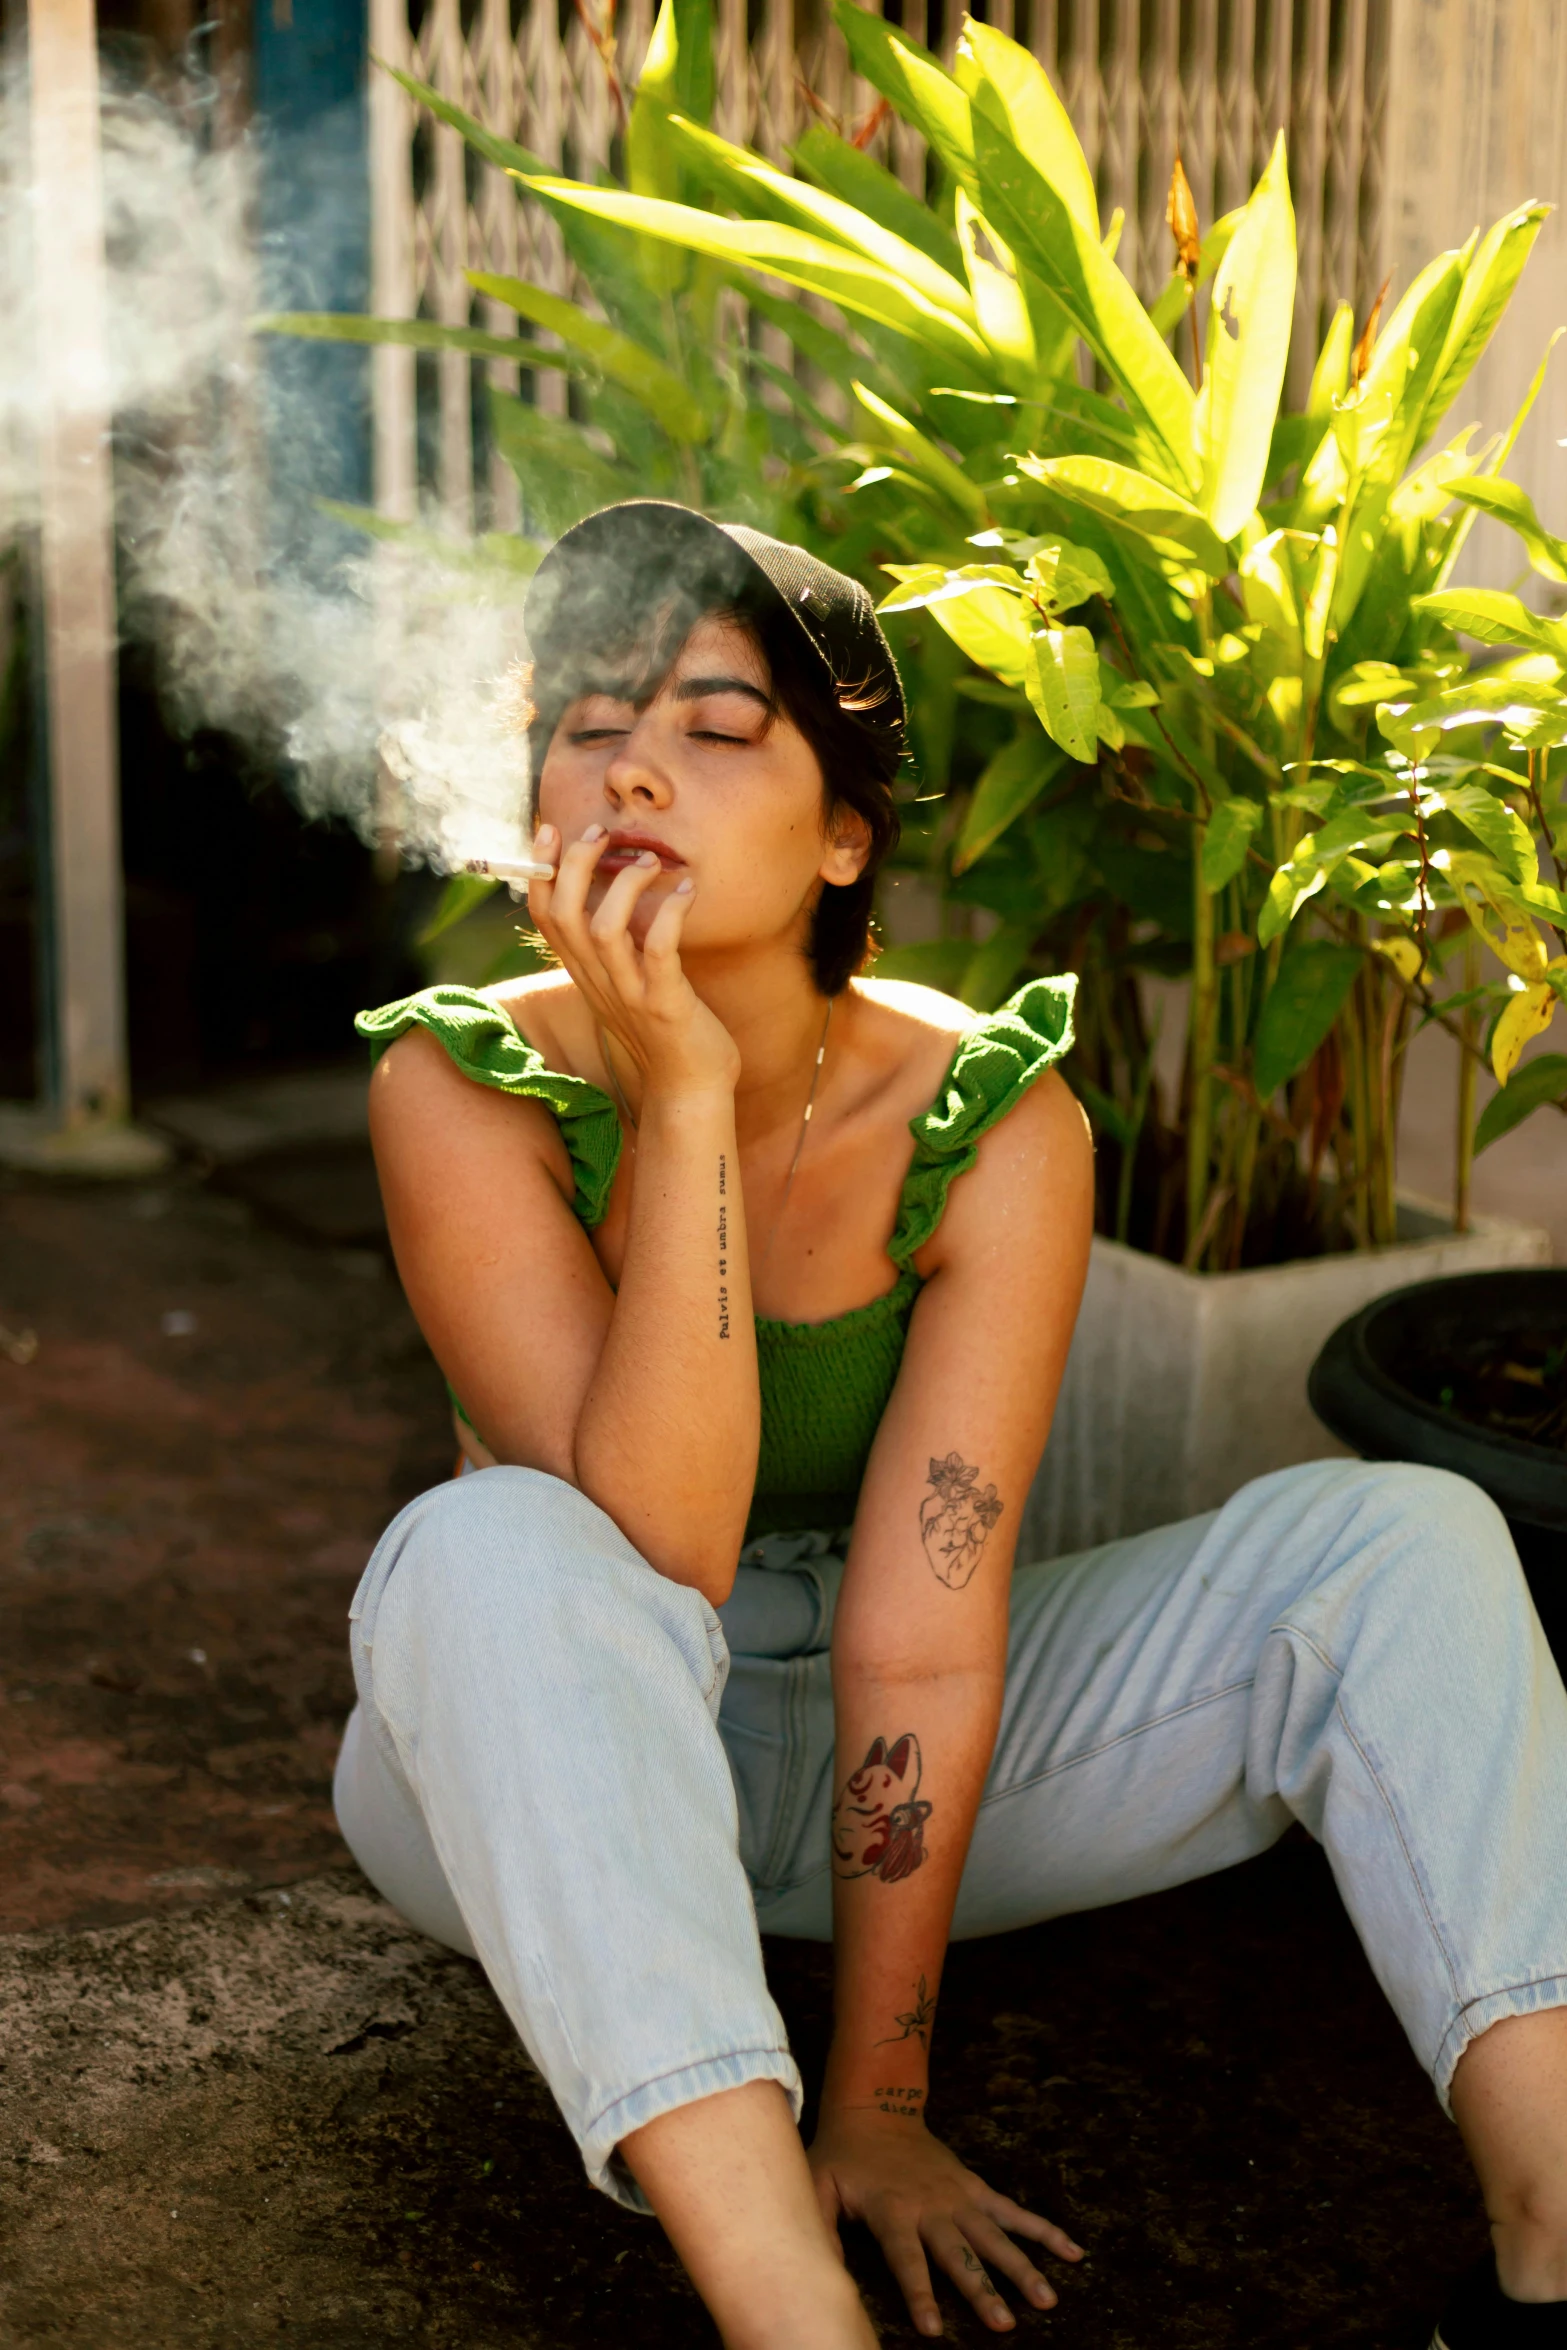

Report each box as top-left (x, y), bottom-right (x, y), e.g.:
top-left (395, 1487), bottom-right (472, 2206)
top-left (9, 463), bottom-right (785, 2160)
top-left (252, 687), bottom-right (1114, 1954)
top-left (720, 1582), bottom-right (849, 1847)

top-left (464, 854), bottom-right (556, 883)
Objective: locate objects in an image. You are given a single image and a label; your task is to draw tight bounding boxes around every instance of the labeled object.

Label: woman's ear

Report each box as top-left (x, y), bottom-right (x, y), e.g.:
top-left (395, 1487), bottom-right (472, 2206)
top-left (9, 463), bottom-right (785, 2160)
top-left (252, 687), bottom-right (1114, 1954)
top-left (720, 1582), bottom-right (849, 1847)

top-left (819, 802), bottom-right (872, 887)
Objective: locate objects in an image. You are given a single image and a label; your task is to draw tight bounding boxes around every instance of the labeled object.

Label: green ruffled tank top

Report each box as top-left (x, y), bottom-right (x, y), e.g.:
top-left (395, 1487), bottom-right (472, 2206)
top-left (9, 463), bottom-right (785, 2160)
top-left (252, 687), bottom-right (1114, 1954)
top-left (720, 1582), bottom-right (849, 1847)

top-left (356, 976), bottom-right (1076, 1539)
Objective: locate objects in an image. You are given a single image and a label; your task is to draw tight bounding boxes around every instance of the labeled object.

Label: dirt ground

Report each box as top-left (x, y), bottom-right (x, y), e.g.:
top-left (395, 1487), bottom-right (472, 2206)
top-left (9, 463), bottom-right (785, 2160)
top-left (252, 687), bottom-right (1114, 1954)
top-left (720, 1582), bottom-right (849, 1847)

top-left (0, 1148), bottom-right (1491, 2347)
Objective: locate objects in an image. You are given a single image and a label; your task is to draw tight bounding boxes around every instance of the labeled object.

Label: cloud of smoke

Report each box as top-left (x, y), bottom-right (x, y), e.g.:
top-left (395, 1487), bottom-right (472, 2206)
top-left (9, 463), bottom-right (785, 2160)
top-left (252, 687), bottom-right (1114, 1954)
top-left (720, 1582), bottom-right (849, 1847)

top-left (2, 53), bottom-right (534, 870)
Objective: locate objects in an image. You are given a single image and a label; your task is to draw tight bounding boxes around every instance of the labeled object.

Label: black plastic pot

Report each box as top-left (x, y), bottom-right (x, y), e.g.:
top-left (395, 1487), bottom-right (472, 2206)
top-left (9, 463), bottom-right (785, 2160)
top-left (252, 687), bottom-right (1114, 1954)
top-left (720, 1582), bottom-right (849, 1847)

top-left (1309, 1270), bottom-right (1567, 1664)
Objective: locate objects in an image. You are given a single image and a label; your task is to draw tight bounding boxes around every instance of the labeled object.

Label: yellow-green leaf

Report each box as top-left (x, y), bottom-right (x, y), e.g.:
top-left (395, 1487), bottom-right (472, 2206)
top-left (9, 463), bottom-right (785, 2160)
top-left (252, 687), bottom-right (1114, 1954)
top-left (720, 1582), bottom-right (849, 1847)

top-left (1023, 624), bottom-right (1100, 761)
top-left (1200, 796), bottom-right (1263, 891)
top-left (1025, 454), bottom-right (1229, 576)
top-left (853, 383), bottom-right (987, 527)
top-left (513, 178), bottom-right (992, 371)
top-left (467, 271), bottom-right (704, 441)
top-left (1194, 133), bottom-right (1296, 543)
top-left (1449, 476), bottom-right (1567, 585)
top-left (956, 732), bottom-right (1066, 870)
top-left (831, 0), bottom-right (975, 190)
top-left (1492, 980), bottom-right (1557, 1084)
top-left (955, 18), bottom-right (1097, 234)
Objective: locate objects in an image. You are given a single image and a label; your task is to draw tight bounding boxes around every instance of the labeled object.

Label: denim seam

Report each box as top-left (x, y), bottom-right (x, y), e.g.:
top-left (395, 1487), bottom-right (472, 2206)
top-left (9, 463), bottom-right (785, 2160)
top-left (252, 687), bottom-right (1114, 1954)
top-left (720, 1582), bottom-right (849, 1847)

top-left (1330, 1688), bottom-right (1462, 2005)
top-left (1434, 1971), bottom-right (1567, 2092)
top-left (583, 2041), bottom-right (796, 2147)
top-left (755, 1654), bottom-right (813, 1891)
top-left (976, 1674), bottom-right (1258, 1806)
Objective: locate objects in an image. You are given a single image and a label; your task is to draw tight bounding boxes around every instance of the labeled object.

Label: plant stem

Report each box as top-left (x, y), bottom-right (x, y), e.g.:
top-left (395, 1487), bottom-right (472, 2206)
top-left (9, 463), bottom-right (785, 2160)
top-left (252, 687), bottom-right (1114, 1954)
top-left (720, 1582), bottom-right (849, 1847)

top-left (1455, 931), bottom-right (1480, 1234)
top-left (1188, 828), bottom-right (1218, 1261)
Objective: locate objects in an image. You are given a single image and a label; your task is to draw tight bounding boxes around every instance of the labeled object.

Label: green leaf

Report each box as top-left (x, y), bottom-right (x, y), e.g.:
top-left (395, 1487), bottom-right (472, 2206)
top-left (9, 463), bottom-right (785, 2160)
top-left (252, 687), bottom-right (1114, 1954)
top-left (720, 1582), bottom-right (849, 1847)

top-left (516, 177), bottom-right (992, 371)
top-left (956, 731), bottom-right (1067, 870)
top-left (1449, 476), bottom-right (1567, 585)
top-left (955, 19), bottom-right (1098, 234)
top-left (871, 938), bottom-right (977, 993)
top-left (1474, 1051), bottom-right (1567, 1153)
top-left (1022, 454), bottom-right (1229, 576)
top-left (488, 391), bottom-right (630, 536)
top-left (1200, 796), bottom-right (1264, 891)
top-left (853, 383), bottom-right (987, 526)
top-left (1415, 588), bottom-right (1567, 662)
top-left (466, 271), bottom-right (704, 442)
top-left (1308, 299), bottom-right (1355, 416)
top-left (880, 570), bottom-right (1030, 688)
top-left (253, 310), bottom-right (575, 374)
top-left (661, 115), bottom-right (977, 322)
top-left (959, 920), bottom-right (1034, 1010)
top-left (1253, 941), bottom-right (1365, 1097)
top-left (791, 125), bottom-right (963, 279)
top-left (1258, 860), bottom-right (1326, 947)
top-left (1436, 782), bottom-right (1539, 885)
top-left (1194, 133), bottom-right (1297, 541)
top-left (1025, 538), bottom-right (1115, 612)
top-left (1023, 624), bottom-right (1101, 762)
top-left (969, 110), bottom-right (1197, 490)
top-left (1347, 246), bottom-right (1466, 488)
top-left (831, 0), bottom-right (975, 190)
top-left (418, 874), bottom-right (500, 944)
top-left (1419, 202), bottom-right (1551, 448)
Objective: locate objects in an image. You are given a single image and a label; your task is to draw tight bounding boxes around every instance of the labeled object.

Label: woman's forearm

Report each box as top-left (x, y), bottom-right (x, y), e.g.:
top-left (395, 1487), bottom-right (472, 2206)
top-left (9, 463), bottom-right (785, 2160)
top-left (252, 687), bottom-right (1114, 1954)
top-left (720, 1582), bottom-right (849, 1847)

top-left (573, 1082), bottom-right (760, 1598)
top-left (822, 1663), bottom-right (1004, 2118)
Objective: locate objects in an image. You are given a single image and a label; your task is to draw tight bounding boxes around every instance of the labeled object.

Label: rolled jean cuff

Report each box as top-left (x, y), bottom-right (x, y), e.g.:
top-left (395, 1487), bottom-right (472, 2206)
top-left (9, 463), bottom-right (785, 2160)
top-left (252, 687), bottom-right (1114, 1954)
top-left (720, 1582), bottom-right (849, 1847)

top-left (1433, 1971), bottom-right (1567, 2116)
top-left (585, 2044), bottom-right (805, 2211)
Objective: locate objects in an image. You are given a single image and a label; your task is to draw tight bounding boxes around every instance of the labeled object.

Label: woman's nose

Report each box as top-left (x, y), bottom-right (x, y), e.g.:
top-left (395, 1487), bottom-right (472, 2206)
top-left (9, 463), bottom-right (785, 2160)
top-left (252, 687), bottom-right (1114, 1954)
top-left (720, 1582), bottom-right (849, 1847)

top-left (603, 727), bottom-right (673, 810)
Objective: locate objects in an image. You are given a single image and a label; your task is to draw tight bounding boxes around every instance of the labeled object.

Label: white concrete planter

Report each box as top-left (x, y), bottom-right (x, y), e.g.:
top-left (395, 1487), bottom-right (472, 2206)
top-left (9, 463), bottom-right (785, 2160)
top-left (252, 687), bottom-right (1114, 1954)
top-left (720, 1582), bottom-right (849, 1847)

top-left (1019, 1196), bottom-right (1553, 1561)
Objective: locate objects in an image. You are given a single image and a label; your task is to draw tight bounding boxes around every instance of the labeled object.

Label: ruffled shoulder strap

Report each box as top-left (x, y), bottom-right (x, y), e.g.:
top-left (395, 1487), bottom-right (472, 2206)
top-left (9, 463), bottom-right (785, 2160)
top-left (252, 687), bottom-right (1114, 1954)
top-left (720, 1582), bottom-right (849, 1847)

top-left (355, 985), bottom-right (623, 1228)
top-left (888, 975), bottom-right (1078, 1269)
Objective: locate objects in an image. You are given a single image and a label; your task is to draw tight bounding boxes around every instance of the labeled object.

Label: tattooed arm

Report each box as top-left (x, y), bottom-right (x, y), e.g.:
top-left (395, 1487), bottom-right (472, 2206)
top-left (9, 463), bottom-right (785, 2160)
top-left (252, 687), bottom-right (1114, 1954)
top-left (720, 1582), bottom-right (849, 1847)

top-left (811, 1068), bottom-right (1094, 2337)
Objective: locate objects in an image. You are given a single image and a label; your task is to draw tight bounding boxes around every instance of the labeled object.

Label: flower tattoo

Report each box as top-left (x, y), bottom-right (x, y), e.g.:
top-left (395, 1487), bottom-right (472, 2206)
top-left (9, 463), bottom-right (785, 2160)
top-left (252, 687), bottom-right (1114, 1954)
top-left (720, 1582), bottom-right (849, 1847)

top-left (919, 1452), bottom-right (1004, 1589)
top-left (831, 1733), bottom-right (932, 1884)
top-left (877, 1974), bottom-right (938, 2049)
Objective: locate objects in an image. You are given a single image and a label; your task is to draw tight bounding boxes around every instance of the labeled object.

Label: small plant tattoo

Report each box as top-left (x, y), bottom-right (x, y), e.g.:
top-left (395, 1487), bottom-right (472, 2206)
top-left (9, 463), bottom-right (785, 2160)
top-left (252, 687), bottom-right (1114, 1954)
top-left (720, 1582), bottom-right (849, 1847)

top-left (919, 1452), bottom-right (1004, 1588)
top-left (831, 1734), bottom-right (932, 1883)
top-left (877, 1973), bottom-right (938, 2049)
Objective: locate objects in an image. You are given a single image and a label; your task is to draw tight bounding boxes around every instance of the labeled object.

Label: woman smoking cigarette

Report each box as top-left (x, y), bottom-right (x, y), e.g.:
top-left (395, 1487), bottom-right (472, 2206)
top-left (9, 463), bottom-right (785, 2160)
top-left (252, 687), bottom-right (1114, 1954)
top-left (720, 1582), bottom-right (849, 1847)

top-left (335, 499), bottom-right (1567, 2350)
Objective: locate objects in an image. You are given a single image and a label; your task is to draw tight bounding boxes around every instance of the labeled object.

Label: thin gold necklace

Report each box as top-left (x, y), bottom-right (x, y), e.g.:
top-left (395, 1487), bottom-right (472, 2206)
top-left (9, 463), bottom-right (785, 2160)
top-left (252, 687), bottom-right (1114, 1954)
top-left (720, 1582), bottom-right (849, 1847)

top-left (596, 1000), bottom-right (833, 1270)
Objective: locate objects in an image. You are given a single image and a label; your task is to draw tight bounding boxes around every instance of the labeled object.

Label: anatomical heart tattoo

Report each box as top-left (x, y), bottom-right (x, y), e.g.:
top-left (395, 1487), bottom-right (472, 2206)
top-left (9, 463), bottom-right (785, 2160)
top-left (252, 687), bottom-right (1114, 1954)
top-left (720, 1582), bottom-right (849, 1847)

top-left (832, 1733), bottom-right (932, 1884)
top-left (919, 1452), bottom-right (1004, 1588)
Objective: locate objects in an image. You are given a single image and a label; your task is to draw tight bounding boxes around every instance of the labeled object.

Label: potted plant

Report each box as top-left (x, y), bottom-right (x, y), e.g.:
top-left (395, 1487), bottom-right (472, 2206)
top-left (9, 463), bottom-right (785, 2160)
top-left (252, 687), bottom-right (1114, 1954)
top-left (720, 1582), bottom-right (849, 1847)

top-left (268, 7), bottom-right (1562, 1550)
top-left (1310, 1270), bottom-right (1567, 1659)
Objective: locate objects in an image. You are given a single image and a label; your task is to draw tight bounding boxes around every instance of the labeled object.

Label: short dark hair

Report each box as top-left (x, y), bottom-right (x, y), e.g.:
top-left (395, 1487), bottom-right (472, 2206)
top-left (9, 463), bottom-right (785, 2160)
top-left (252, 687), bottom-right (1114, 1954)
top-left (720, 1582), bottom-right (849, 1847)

top-left (519, 574), bottom-right (903, 996)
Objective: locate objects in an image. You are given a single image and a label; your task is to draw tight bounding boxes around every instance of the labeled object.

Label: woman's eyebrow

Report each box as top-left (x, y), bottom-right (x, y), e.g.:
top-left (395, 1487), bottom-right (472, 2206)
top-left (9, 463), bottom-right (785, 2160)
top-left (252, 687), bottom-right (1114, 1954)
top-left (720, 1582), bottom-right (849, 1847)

top-left (674, 674), bottom-right (774, 708)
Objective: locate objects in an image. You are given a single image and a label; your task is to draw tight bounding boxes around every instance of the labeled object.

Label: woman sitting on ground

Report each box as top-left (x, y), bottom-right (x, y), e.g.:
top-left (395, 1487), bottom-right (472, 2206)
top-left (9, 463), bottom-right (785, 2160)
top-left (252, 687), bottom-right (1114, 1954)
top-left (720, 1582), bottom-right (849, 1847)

top-left (336, 500), bottom-right (1567, 2350)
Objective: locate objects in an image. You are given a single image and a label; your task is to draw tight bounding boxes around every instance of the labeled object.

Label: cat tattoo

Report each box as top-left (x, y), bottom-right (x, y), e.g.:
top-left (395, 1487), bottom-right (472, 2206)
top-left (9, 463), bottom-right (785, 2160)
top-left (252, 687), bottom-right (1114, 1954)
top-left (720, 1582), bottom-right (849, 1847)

top-left (831, 1733), bottom-right (932, 1883)
top-left (920, 1452), bottom-right (1004, 1588)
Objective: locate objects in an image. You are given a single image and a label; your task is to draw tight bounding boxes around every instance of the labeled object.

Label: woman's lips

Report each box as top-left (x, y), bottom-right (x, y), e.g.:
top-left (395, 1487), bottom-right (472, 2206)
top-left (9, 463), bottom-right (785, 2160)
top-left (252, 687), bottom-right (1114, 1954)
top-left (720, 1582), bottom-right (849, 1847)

top-left (595, 833), bottom-right (685, 872)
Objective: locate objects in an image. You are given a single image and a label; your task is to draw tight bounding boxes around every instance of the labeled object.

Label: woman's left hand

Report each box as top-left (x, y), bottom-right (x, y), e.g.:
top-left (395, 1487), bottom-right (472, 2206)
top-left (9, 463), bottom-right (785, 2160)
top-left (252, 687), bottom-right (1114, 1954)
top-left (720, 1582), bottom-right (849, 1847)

top-left (808, 2108), bottom-right (1084, 2336)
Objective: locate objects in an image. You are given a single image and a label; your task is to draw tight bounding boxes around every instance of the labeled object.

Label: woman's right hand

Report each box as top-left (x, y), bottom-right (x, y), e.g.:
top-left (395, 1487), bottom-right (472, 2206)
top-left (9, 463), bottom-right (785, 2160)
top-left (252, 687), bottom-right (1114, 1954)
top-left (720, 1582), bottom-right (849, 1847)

top-left (527, 822), bottom-right (740, 1101)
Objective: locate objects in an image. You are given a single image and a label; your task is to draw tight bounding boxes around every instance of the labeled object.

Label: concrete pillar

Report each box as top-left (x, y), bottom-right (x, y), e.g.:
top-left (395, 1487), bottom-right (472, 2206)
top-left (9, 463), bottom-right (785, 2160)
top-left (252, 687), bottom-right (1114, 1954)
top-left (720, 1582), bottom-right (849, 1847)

top-left (1384, 0), bottom-right (1567, 594)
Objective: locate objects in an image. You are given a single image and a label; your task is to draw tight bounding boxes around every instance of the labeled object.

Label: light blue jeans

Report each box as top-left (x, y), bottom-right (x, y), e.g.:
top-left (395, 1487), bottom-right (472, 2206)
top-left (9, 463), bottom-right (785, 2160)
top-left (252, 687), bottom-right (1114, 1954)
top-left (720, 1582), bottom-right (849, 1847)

top-left (333, 1458), bottom-right (1567, 2207)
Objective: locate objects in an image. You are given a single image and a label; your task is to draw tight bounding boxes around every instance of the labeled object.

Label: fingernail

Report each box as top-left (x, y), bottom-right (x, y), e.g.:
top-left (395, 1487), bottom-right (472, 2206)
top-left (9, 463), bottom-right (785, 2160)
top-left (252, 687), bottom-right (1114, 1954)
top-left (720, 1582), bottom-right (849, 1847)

top-left (638, 849), bottom-right (659, 866)
top-left (675, 877), bottom-right (694, 894)
top-left (534, 823), bottom-right (557, 844)
top-left (918, 2318), bottom-right (942, 2338)
top-left (583, 823), bottom-right (605, 841)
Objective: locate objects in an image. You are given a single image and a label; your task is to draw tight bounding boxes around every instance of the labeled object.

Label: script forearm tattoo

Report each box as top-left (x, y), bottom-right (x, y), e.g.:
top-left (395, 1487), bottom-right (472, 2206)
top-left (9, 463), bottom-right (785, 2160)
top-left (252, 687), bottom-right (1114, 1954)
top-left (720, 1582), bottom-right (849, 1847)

top-left (920, 1451), bottom-right (1004, 1588)
top-left (717, 1154), bottom-right (730, 1341)
top-left (831, 1733), bottom-right (932, 1883)
top-left (876, 1973), bottom-right (937, 2050)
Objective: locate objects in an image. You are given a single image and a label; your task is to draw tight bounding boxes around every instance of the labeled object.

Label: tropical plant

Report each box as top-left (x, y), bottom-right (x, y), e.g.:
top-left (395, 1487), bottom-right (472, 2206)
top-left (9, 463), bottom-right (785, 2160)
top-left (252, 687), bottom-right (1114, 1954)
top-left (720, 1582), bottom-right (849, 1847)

top-left (255, 0), bottom-right (818, 540)
top-left (518, 5), bottom-right (1567, 1267)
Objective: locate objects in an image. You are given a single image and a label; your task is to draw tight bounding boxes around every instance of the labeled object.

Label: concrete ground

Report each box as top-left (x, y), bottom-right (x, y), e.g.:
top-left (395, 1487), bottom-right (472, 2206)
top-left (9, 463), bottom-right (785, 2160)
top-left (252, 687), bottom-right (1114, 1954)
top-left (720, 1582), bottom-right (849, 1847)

top-left (0, 1060), bottom-right (1549, 2347)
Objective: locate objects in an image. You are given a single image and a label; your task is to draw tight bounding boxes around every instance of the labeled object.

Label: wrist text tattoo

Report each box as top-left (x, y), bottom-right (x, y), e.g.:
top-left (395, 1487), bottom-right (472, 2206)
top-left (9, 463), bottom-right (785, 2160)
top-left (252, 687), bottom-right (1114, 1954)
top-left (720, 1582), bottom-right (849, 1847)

top-left (920, 1451), bottom-right (1004, 1589)
top-left (873, 2081), bottom-right (926, 2118)
top-left (717, 1155), bottom-right (730, 1341)
top-left (876, 1973), bottom-right (937, 2050)
top-left (831, 1734), bottom-right (932, 1884)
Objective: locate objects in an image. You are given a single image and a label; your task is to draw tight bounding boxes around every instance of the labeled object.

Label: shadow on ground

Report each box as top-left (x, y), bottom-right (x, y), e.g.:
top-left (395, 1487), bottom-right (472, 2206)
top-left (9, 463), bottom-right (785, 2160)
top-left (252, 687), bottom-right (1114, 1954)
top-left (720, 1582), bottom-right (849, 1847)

top-left (0, 1147), bottom-right (1482, 2347)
